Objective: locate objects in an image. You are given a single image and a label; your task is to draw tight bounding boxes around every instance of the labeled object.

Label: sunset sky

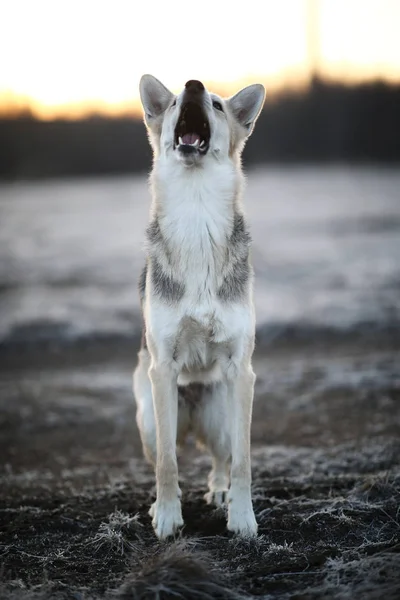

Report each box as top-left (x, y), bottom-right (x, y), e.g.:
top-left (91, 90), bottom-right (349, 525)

top-left (1, 0), bottom-right (399, 119)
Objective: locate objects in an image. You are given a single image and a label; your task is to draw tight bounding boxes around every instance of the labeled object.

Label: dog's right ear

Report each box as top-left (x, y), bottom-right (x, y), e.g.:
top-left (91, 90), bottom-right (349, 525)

top-left (139, 75), bottom-right (174, 121)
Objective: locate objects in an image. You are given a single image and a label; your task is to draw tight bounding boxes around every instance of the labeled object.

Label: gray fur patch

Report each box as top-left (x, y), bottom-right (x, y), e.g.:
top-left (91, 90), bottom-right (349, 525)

top-left (150, 257), bottom-right (185, 303)
top-left (230, 213), bottom-right (251, 248)
top-left (138, 263), bottom-right (148, 349)
top-left (218, 256), bottom-right (250, 302)
top-left (138, 262), bottom-right (147, 303)
top-left (218, 212), bottom-right (251, 302)
top-left (146, 218), bottom-right (163, 246)
top-left (146, 217), bottom-right (185, 303)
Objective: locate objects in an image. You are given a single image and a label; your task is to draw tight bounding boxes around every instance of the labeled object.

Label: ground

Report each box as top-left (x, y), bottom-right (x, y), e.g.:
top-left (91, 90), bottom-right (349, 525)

top-left (0, 338), bottom-right (399, 599)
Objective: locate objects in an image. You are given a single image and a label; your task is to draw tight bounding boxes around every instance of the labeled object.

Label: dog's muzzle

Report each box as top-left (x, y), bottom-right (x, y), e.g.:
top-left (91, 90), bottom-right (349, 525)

top-left (174, 80), bottom-right (211, 156)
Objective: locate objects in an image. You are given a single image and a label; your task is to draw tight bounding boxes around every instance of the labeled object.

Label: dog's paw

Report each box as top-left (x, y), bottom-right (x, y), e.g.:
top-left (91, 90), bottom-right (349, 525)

top-left (227, 501), bottom-right (258, 538)
top-left (204, 489), bottom-right (228, 507)
top-left (150, 498), bottom-right (183, 540)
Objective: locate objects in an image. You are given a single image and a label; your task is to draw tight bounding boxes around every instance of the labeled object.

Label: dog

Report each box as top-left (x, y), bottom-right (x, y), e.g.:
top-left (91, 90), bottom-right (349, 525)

top-left (133, 75), bottom-right (265, 540)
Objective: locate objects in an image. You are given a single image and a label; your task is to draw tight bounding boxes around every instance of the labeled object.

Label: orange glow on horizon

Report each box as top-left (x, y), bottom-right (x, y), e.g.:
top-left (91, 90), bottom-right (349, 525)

top-left (0, 74), bottom-right (309, 120)
top-left (1, 67), bottom-right (399, 121)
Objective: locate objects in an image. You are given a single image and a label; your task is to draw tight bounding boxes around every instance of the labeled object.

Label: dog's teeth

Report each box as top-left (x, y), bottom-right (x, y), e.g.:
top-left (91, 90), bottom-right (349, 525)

top-left (200, 140), bottom-right (205, 147)
top-left (178, 136), bottom-right (183, 146)
top-left (192, 139), bottom-right (200, 147)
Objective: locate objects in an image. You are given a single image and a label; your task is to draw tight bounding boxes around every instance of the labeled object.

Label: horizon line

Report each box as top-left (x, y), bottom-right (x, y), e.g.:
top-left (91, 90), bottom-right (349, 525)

top-left (1, 71), bottom-right (400, 121)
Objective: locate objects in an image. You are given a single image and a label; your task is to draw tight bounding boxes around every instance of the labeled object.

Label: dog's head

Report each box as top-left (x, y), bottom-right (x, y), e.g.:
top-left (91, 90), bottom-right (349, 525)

top-left (139, 75), bottom-right (265, 166)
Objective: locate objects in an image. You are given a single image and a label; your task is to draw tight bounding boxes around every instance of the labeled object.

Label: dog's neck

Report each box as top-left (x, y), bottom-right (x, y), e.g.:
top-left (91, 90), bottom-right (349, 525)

top-left (151, 156), bottom-right (242, 217)
top-left (148, 157), bottom-right (244, 279)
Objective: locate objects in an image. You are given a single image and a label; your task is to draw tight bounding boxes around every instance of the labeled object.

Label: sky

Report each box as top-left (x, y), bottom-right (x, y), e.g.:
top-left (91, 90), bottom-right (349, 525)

top-left (0, 0), bottom-right (399, 118)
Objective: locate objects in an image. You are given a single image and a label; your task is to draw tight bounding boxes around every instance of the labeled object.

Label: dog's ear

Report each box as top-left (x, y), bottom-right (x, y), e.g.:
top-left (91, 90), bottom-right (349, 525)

top-left (228, 84), bottom-right (265, 135)
top-left (139, 74), bottom-right (174, 120)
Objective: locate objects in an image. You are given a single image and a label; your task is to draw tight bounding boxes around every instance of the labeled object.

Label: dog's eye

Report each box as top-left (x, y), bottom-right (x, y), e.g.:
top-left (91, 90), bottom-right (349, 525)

top-left (171, 99), bottom-right (177, 108)
top-left (212, 100), bottom-right (223, 112)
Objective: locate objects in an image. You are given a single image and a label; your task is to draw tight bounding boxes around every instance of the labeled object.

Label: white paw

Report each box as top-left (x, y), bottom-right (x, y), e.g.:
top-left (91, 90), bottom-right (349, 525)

top-left (150, 498), bottom-right (183, 540)
top-left (227, 498), bottom-right (258, 538)
top-left (204, 489), bottom-right (228, 507)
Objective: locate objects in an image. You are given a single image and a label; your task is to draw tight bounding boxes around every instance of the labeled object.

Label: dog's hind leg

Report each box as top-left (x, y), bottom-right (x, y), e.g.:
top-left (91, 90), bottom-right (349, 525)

top-left (193, 382), bottom-right (231, 507)
top-left (133, 348), bottom-right (156, 467)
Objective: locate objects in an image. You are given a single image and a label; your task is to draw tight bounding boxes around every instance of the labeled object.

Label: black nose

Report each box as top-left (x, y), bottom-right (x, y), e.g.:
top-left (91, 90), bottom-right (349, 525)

top-left (185, 80), bottom-right (205, 93)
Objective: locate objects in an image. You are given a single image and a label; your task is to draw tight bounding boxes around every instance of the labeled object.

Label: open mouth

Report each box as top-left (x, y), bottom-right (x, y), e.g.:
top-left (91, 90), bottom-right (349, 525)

top-left (174, 101), bottom-right (210, 156)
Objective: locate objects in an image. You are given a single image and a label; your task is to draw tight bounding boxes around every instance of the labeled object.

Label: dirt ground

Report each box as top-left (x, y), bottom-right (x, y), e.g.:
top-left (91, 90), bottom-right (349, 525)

top-left (0, 339), bottom-right (399, 599)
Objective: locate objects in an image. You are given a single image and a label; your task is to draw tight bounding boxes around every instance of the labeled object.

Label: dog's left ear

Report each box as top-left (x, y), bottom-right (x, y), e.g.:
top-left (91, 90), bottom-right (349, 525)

top-left (228, 84), bottom-right (265, 135)
top-left (139, 74), bottom-right (174, 120)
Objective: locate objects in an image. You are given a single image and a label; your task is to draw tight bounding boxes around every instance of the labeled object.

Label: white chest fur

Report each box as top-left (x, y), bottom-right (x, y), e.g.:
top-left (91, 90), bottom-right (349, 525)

top-left (145, 159), bottom-right (254, 384)
top-left (152, 159), bottom-right (239, 294)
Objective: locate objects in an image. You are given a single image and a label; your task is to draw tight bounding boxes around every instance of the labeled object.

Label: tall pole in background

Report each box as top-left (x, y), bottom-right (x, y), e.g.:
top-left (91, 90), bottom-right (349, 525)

top-left (307, 0), bottom-right (321, 84)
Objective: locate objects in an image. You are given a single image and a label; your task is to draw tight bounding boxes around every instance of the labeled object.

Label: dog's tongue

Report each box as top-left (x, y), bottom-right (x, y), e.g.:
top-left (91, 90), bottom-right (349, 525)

top-left (182, 133), bottom-right (200, 145)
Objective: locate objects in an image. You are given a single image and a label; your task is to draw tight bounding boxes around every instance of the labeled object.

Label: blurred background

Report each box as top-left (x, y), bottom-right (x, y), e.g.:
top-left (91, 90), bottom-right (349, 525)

top-left (1, 6), bottom-right (400, 595)
top-left (0, 0), bottom-right (399, 354)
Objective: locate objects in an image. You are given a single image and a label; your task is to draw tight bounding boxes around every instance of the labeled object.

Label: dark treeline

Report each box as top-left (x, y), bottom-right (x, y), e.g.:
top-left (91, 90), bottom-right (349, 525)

top-left (1, 78), bottom-right (399, 180)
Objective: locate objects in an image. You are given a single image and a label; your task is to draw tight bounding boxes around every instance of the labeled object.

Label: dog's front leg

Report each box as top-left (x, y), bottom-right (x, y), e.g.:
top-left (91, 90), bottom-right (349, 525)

top-left (148, 361), bottom-right (183, 539)
top-left (227, 363), bottom-right (258, 537)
